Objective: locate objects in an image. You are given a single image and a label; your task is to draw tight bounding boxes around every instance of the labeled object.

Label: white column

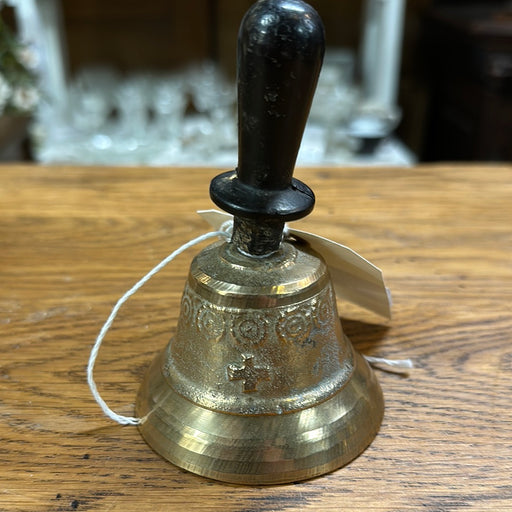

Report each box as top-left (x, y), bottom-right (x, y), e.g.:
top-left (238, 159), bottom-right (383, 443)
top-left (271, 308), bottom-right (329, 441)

top-left (360, 0), bottom-right (405, 111)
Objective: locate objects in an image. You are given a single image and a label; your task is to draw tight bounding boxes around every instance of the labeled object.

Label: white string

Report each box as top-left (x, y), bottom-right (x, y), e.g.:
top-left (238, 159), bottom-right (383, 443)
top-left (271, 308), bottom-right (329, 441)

top-left (364, 355), bottom-right (414, 374)
top-left (87, 229), bottom-right (230, 426)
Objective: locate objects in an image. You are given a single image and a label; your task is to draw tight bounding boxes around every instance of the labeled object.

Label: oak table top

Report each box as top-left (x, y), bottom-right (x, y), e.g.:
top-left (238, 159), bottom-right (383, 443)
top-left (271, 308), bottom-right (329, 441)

top-left (1, 164), bottom-right (511, 511)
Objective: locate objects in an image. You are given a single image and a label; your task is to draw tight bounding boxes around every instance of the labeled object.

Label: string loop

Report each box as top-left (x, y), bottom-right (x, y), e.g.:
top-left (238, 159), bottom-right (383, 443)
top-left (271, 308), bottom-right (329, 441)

top-left (364, 356), bottom-right (414, 374)
top-left (87, 229), bottom-right (230, 426)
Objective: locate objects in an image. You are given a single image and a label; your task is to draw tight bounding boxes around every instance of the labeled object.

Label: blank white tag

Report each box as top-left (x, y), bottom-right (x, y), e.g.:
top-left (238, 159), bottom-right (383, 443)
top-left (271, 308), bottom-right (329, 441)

top-left (198, 210), bottom-right (392, 319)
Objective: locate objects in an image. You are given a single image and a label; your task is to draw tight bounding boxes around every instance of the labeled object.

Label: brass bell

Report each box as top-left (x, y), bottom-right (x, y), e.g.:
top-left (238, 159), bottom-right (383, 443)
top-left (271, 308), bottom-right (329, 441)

top-left (136, 0), bottom-right (384, 484)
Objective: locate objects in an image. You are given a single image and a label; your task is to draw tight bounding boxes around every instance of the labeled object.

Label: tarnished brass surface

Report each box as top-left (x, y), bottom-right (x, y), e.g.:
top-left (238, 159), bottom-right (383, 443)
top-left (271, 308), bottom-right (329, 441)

top-left (136, 240), bottom-right (384, 484)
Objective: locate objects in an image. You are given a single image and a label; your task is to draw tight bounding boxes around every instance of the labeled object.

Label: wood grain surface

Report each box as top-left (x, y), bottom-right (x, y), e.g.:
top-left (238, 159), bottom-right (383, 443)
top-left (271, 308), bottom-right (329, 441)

top-left (1, 164), bottom-right (511, 511)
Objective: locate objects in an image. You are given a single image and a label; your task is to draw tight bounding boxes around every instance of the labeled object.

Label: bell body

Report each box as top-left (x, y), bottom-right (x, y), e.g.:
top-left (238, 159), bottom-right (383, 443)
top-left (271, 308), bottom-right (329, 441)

top-left (136, 240), bottom-right (384, 484)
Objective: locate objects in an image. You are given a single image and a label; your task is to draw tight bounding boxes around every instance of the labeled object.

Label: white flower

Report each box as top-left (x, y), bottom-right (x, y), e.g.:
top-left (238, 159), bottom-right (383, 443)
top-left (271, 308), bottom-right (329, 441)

top-left (11, 85), bottom-right (39, 112)
top-left (0, 73), bottom-right (12, 114)
top-left (16, 45), bottom-right (40, 71)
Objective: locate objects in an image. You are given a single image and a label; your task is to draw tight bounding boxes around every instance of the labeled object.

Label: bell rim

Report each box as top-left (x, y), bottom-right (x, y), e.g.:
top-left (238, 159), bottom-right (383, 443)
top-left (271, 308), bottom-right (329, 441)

top-left (136, 349), bottom-right (384, 485)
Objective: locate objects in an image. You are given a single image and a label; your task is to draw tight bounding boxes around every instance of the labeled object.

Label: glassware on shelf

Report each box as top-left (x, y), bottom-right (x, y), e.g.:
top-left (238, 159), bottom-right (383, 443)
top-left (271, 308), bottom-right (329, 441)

top-left (31, 55), bottom-right (413, 167)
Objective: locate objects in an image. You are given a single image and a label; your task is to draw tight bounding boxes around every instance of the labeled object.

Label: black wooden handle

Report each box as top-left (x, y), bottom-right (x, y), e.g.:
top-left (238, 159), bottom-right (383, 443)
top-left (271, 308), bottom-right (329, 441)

top-left (210, 0), bottom-right (324, 254)
top-left (237, 0), bottom-right (325, 190)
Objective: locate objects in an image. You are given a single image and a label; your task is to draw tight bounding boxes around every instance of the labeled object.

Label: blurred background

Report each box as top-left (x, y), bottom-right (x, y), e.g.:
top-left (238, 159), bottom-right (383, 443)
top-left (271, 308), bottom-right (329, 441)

top-left (0, 0), bottom-right (511, 166)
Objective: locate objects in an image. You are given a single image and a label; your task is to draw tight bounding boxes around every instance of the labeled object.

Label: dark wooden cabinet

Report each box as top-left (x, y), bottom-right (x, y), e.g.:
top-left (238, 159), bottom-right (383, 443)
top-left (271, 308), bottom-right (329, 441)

top-left (422, 2), bottom-right (512, 161)
top-left (61, 1), bottom-right (215, 72)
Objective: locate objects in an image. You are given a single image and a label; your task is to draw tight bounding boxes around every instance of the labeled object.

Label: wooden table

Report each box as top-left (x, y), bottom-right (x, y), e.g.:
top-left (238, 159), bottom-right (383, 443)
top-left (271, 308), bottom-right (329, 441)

top-left (1, 164), bottom-right (511, 511)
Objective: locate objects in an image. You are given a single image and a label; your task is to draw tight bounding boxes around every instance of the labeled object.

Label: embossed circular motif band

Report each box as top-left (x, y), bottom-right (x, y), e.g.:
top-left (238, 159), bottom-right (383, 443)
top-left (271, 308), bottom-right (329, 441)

top-left (179, 282), bottom-right (335, 347)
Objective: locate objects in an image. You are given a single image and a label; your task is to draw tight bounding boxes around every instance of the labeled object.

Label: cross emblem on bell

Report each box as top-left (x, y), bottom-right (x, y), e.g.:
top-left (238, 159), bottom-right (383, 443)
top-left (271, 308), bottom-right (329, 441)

top-left (228, 354), bottom-right (271, 393)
